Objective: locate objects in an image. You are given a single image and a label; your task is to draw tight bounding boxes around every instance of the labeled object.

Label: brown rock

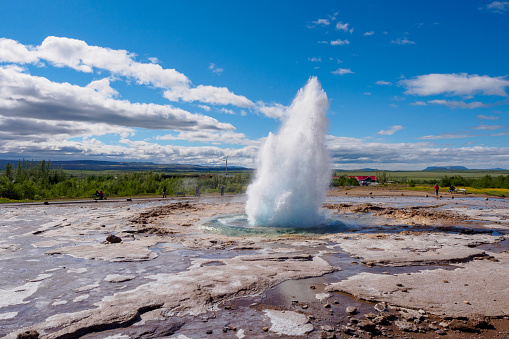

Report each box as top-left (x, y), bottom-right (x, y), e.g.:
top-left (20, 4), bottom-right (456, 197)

top-left (469, 314), bottom-right (491, 329)
top-left (106, 234), bottom-right (122, 243)
top-left (262, 326), bottom-right (269, 332)
top-left (448, 319), bottom-right (479, 333)
top-left (346, 306), bottom-right (357, 314)
top-left (17, 331), bottom-right (39, 339)
top-left (359, 319), bottom-right (377, 332)
top-left (395, 320), bottom-right (418, 332)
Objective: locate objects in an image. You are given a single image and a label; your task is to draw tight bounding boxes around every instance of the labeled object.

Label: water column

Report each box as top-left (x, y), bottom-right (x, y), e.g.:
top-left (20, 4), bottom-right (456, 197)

top-left (246, 77), bottom-right (331, 227)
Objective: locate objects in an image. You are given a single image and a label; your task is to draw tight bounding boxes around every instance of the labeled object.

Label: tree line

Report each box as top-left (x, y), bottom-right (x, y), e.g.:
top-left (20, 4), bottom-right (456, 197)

top-left (0, 160), bottom-right (251, 201)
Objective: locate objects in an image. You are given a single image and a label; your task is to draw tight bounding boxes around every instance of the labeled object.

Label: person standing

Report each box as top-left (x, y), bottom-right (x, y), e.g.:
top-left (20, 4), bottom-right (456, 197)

top-left (220, 186), bottom-right (224, 196)
top-left (434, 183), bottom-right (439, 196)
top-left (162, 185), bottom-right (166, 198)
top-left (195, 185), bottom-right (200, 197)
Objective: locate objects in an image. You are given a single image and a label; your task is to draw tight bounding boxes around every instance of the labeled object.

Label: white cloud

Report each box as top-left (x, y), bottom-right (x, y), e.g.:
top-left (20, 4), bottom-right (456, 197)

top-left (85, 78), bottom-right (119, 98)
top-left (376, 125), bottom-right (403, 135)
top-left (308, 18), bottom-right (330, 28)
top-left (472, 124), bottom-right (503, 130)
top-left (427, 99), bottom-right (491, 109)
top-left (163, 85), bottom-right (253, 107)
top-left (219, 108), bottom-right (235, 115)
top-left (477, 114), bottom-right (499, 120)
top-left (308, 57), bottom-right (322, 62)
top-left (0, 116), bottom-right (134, 141)
top-left (156, 130), bottom-right (256, 145)
top-left (418, 133), bottom-right (473, 140)
top-left (0, 37), bottom-right (255, 108)
top-left (363, 31), bottom-right (375, 36)
top-left (330, 39), bottom-right (350, 46)
top-left (0, 38), bottom-right (39, 64)
top-left (375, 80), bottom-right (392, 85)
top-left (391, 37), bottom-right (415, 45)
top-left (411, 101), bottom-right (427, 106)
top-left (401, 73), bottom-right (509, 97)
top-left (364, 92), bottom-right (372, 95)
top-left (331, 68), bottom-right (354, 75)
top-left (198, 105), bottom-right (211, 111)
top-left (0, 66), bottom-right (234, 131)
top-left (255, 102), bottom-right (287, 119)
top-left (336, 22), bottom-right (353, 33)
top-left (326, 135), bottom-right (509, 169)
top-left (208, 63), bottom-right (224, 74)
top-left (485, 1), bottom-right (509, 13)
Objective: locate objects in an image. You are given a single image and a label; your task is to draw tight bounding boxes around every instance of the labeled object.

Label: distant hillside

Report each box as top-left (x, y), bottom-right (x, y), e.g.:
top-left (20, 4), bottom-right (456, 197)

top-left (423, 166), bottom-right (469, 171)
top-left (0, 159), bottom-right (251, 173)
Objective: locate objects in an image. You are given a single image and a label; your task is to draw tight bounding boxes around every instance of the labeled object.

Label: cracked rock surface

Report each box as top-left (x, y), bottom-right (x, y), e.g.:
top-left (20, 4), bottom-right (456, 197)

top-left (1, 193), bottom-right (508, 338)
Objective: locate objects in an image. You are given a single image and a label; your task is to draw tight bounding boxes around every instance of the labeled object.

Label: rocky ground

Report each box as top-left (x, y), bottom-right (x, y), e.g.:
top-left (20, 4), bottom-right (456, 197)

top-left (1, 189), bottom-right (508, 338)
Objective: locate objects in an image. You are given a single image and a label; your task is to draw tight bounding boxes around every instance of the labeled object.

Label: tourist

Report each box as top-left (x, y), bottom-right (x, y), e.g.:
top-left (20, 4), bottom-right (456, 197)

top-left (449, 185), bottom-right (455, 194)
top-left (162, 185), bottom-right (166, 198)
top-left (434, 183), bottom-right (439, 196)
top-left (221, 186), bottom-right (224, 196)
top-left (195, 185), bottom-right (200, 197)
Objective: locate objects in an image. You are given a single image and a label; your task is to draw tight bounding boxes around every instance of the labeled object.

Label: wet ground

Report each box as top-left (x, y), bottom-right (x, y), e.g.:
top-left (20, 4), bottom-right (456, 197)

top-left (1, 191), bottom-right (508, 338)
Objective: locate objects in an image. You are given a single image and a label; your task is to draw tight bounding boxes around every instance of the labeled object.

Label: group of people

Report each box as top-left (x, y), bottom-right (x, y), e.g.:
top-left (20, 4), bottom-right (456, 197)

top-left (94, 190), bottom-right (105, 199)
top-left (433, 184), bottom-right (456, 196)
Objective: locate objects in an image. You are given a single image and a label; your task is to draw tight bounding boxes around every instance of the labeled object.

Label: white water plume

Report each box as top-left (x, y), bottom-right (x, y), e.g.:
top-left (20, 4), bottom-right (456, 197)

top-left (246, 77), bottom-right (331, 227)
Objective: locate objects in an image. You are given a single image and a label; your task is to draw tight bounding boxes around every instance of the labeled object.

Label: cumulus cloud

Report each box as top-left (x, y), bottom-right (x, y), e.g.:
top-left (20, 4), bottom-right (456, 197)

top-left (331, 68), bottom-right (354, 75)
top-left (0, 117), bottom-right (134, 141)
top-left (163, 85), bottom-right (253, 107)
top-left (330, 39), bottom-right (350, 46)
top-left (208, 63), bottom-right (224, 74)
top-left (308, 18), bottom-right (330, 28)
top-left (376, 125), bottom-right (404, 135)
top-left (401, 73), bottom-right (509, 97)
top-left (85, 78), bottom-right (119, 98)
top-left (363, 31), bottom-right (375, 36)
top-left (427, 99), bottom-right (491, 109)
top-left (156, 130), bottom-right (256, 146)
top-left (484, 1), bottom-right (509, 13)
top-left (336, 22), bottom-right (354, 33)
top-left (391, 37), bottom-right (415, 45)
top-left (326, 135), bottom-right (509, 169)
top-left (255, 102), bottom-right (287, 119)
top-left (375, 80), bottom-right (392, 85)
top-left (0, 37), bottom-right (254, 108)
top-left (0, 66), bottom-right (234, 131)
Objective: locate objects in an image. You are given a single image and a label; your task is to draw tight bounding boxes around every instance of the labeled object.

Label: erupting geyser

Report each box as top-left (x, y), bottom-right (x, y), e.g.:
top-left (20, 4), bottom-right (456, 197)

top-left (246, 77), bottom-right (331, 227)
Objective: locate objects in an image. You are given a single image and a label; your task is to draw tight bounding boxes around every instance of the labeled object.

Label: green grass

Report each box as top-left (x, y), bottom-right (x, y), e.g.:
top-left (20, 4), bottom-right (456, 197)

top-left (335, 170), bottom-right (509, 182)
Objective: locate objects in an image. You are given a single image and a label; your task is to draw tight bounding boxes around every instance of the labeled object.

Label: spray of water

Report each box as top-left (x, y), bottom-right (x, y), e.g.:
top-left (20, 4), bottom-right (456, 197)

top-left (245, 77), bottom-right (331, 227)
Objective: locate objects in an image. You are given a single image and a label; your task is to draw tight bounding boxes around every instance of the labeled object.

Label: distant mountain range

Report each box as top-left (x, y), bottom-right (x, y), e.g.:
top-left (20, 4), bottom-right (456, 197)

top-left (423, 166), bottom-right (507, 171)
top-left (0, 159), bottom-right (506, 172)
top-left (423, 166), bottom-right (469, 171)
top-left (0, 159), bottom-right (251, 172)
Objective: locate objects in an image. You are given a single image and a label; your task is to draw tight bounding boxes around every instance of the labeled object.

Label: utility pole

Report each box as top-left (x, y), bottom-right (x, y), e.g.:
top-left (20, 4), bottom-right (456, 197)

top-left (224, 156), bottom-right (228, 176)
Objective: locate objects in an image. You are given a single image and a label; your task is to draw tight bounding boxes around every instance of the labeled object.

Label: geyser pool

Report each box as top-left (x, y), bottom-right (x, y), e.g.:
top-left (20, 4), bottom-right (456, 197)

top-left (245, 77), bottom-right (331, 228)
top-left (200, 214), bottom-right (350, 237)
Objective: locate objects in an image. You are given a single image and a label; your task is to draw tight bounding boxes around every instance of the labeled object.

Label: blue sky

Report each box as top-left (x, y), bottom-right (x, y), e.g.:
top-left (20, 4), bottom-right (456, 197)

top-left (0, 0), bottom-right (508, 170)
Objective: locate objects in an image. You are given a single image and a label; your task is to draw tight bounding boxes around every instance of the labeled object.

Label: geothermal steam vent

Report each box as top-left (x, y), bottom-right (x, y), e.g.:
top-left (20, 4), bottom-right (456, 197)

top-left (246, 77), bottom-right (331, 228)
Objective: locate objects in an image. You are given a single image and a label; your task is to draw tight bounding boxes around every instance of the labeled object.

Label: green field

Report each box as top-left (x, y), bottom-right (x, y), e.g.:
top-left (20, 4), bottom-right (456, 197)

top-left (335, 170), bottom-right (509, 182)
